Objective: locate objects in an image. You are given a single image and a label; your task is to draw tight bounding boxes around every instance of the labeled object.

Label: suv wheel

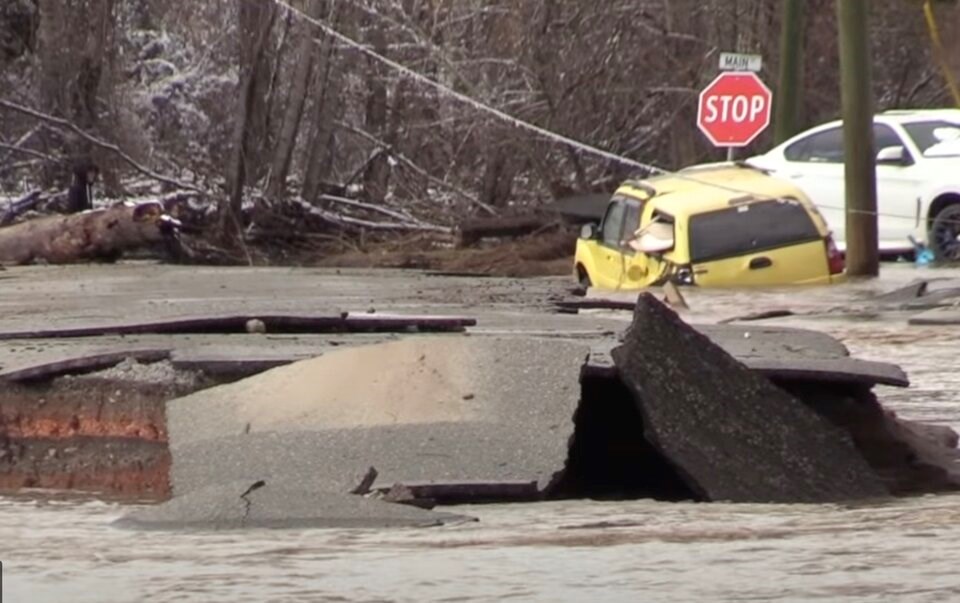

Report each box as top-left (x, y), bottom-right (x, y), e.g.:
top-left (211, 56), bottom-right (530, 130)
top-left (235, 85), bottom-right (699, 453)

top-left (576, 266), bottom-right (592, 288)
top-left (930, 204), bottom-right (960, 262)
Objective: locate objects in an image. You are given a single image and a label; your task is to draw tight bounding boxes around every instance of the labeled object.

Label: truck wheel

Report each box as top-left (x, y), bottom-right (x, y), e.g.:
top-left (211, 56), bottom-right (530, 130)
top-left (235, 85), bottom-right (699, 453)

top-left (930, 204), bottom-right (960, 262)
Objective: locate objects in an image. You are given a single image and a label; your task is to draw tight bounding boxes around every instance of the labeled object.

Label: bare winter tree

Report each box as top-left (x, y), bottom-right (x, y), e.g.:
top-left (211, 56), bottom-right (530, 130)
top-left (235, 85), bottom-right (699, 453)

top-left (1, 0), bottom-right (958, 236)
top-left (222, 0), bottom-right (278, 239)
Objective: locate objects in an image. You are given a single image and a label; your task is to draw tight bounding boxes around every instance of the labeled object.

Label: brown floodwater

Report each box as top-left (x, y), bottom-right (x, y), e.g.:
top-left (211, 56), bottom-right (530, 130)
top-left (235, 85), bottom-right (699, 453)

top-left (4, 264), bottom-right (960, 602)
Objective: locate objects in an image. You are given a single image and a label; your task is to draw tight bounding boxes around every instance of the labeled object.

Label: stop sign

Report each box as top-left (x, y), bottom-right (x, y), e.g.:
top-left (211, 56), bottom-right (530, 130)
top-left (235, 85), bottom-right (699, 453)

top-left (697, 72), bottom-right (773, 147)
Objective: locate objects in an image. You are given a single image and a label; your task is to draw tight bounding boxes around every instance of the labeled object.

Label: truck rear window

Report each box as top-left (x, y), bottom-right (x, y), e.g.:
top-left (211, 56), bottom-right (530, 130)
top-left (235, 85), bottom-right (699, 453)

top-left (688, 199), bottom-right (821, 263)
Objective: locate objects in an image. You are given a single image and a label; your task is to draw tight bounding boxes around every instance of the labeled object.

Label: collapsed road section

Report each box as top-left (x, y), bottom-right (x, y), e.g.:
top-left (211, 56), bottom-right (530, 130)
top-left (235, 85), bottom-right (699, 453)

top-left (0, 360), bottom-right (204, 499)
top-left (2, 292), bottom-right (958, 528)
top-left (114, 297), bottom-right (960, 529)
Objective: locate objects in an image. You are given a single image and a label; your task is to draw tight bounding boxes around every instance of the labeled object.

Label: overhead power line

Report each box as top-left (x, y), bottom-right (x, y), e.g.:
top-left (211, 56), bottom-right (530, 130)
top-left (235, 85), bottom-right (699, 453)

top-left (263, 0), bottom-right (957, 231)
top-left (267, 0), bottom-right (662, 175)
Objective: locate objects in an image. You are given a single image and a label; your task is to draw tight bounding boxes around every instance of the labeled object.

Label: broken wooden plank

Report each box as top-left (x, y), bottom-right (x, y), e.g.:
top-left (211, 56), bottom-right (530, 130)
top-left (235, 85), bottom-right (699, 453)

top-left (0, 349), bottom-right (172, 382)
top-left (339, 313), bottom-right (477, 332)
top-left (0, 313), bottom-right (477, 340)
top-left (718, 309), bottom-right (796, 324)
top-left (381, 484), bottom-right (437, 509)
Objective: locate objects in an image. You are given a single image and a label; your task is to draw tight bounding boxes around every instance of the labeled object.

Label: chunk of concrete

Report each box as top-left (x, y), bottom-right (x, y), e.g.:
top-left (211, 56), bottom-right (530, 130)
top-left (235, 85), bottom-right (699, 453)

top-left (115, 480), bottom-right (471, 530)
top-left (611, 294), bottom-right (888, 503)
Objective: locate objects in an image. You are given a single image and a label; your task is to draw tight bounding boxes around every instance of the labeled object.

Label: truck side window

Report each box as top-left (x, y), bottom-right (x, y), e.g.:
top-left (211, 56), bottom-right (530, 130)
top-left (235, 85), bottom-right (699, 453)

top-left (601, 201), bottom-right (626, 248)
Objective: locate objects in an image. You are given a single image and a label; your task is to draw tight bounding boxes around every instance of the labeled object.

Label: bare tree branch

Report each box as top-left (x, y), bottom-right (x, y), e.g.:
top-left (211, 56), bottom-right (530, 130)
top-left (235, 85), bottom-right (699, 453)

top-left (320, 194), bottom-right (427, 225)
top-left (0, 126), bottom-right (43, 166)
top-left (0, 99), bottom-right (208, 195)
top-left (0, 143), bottom-right (62, 165)
top-left (336, 121), bottom-right (498, 216)
top-left (296, 199), bottom-right (452, 233)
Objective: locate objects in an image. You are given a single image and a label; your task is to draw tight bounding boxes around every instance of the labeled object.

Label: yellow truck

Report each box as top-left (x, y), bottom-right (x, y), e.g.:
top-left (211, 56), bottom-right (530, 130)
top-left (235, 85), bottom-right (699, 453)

top-left (573, 165), bottom-right (846, 289)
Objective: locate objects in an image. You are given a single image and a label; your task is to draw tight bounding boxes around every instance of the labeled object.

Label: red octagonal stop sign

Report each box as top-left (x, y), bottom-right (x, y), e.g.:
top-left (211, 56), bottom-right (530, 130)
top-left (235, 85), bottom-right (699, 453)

top-left (697, 72), bottom-right (773, 147)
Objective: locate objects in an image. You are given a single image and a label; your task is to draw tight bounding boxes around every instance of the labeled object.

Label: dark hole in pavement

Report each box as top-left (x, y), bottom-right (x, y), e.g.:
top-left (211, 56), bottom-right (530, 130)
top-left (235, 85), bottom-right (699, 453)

top-left (548, 375), bottom-right (699, 502)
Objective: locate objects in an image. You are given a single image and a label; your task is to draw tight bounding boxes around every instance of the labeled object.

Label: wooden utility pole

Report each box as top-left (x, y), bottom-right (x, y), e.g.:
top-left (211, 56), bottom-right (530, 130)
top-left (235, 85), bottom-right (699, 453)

top-left (837, 0), bottom-right (879, 277)
top-left (774, 0), bottom-right (804, 143)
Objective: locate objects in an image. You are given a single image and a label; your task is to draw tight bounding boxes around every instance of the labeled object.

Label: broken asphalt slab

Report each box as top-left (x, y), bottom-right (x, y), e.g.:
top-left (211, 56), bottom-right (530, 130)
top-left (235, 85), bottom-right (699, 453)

top-left (586, 324), bottom-right (909, 388)
top-left (115, 480), bottom-right (472, 530)
top-left (611, 294), bottom-right (889, 504)
top-left (909, 307), bottom-right (960, 325)
top-left (165, 336), bottom-right (589, 496)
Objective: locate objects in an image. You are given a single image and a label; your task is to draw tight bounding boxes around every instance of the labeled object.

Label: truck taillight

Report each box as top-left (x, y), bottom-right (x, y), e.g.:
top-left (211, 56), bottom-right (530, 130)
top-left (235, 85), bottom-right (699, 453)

top-left (826, 235), bottom-right (845, 275)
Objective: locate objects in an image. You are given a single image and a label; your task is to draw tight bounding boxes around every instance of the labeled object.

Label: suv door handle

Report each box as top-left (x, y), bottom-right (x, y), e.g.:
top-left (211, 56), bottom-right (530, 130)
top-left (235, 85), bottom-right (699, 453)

top-left (749, 257), bottom-right (773, 270)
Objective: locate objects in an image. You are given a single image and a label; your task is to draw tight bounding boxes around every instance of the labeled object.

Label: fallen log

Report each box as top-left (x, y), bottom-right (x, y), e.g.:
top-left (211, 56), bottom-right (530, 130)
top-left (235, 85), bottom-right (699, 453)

top-left (0, 202), bottom-right (175, 265)
top-left (457, 214), bottom-right (555, 248)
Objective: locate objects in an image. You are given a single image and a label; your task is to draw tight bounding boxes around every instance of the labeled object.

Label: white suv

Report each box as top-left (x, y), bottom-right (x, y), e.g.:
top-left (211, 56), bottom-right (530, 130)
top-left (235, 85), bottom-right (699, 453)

top-left (748, 109), bottom-right (960, 259)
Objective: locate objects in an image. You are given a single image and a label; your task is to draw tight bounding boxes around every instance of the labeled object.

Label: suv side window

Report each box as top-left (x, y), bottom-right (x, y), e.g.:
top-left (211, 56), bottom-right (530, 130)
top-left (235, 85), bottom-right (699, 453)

top-left (621, 200), bottom-right (643, 252)
top-left (601, 201), bottom-right (626, 248)
top-left (784, 127), bottom-right (844, 162)
top-left (689, 199), bottom-right (821, 263)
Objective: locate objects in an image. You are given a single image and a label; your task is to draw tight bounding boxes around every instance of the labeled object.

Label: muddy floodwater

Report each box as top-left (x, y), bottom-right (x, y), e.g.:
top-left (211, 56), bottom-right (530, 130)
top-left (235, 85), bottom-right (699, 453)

top-left (4, 264), bottom-right (960, 601)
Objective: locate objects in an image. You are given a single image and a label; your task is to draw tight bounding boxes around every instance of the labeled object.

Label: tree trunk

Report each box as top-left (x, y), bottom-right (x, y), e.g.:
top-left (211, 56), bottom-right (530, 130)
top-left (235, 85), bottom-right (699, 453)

top-left (362, 18), bottom-right (390, 204)
top-left (266, 0), bottom-right (324, 201)
top-left (303, 2), bottom-right (343, 203)
top-left (221, 2), bottom-right (277, 240)
top-left (0, 203), bottom-right (172, 265)
top-left (36, 0), bottom-right (116, 172)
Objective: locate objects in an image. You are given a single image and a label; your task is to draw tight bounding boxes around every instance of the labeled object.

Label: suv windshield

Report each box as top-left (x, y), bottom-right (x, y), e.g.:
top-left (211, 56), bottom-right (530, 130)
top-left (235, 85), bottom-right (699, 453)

top-left (903, 120), bottom-right (960, 158)
top-left (689, 199), bottom-right (821, 263)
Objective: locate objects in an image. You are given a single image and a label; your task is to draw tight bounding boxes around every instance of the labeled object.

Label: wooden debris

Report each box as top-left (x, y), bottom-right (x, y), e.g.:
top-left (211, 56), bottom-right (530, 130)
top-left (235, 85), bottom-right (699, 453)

top-left (350, 467), bottom-right (379, 496)
top-left (662, 281), bottom-right (688, 310)
top-left (382, 484), bottom-right (437, 509)
top-left (457, 214), bottom-right (554, 248)
top-left (718, 309), bottom-right (796, 324)
top-left (0, 349), bottom-right (172, 382)
top-left (0, 313), bottom-right (477, 340)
